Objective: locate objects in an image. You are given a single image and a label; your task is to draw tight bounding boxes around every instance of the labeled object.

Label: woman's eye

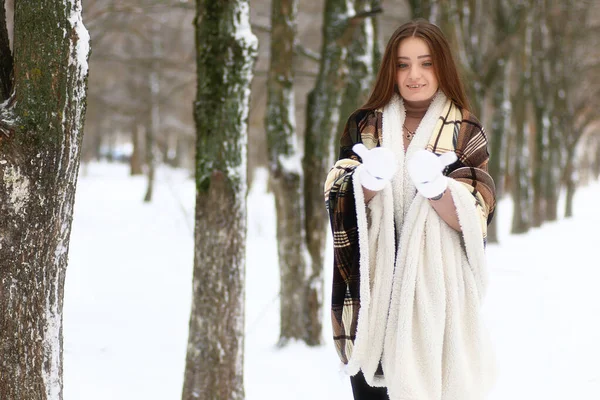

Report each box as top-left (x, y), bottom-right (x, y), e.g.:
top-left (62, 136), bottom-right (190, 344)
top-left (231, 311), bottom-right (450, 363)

top-left (397, 63), bottom-right (408, 69)
top-left (423, 62), bottom-right (433, 67)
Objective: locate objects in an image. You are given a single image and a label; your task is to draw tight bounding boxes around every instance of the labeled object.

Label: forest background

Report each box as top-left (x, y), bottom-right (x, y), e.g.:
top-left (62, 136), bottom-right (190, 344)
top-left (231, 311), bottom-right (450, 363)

top-left (1, 0), bottom-right (599, 398)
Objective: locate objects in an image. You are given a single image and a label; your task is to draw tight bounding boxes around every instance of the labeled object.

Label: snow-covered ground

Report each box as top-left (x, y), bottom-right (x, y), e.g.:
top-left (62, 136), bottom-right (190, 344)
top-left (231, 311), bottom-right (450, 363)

top-left (64, 162), bottom-right (600, 399)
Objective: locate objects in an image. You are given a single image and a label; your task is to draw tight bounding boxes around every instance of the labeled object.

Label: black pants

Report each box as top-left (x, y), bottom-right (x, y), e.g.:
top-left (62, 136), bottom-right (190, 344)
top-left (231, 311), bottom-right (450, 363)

top-left (350, 371), bottom-right (388, 399)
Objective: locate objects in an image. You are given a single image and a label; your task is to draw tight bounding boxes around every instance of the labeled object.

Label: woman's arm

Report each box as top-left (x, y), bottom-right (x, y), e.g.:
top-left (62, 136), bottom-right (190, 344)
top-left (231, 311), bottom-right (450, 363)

top-left (363, 187), bottom-right (378, 203)
top-left (428, 189), bottom-right (461, 232)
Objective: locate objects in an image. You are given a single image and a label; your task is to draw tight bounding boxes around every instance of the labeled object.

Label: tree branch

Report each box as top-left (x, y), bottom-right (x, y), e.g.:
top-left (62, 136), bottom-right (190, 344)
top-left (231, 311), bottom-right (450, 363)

top-left (254, 69), bottom-right (318, 78)
top-left (338, 6), bottom-right (384, 46)
top-left (348, 6), bottom-right (384, 22)
top-left (295, 44), bottom-right (320, 63)
top-left (251, 23), bottom-right (270, 34)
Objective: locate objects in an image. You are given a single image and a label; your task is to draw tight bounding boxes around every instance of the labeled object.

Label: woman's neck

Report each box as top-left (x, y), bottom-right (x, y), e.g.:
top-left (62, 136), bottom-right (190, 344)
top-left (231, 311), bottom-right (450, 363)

top-left (404, 94), bottom-right (436, 119)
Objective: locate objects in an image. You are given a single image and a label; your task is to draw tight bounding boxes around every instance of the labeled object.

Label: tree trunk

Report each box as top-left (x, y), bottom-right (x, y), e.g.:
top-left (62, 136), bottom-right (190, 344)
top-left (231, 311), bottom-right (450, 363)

top-left (0, 1), bottom-right (90, 399)
top-left (409, 0), bottom-right (433, 19)
top-left (264, 0), bottom-right (312, 347)
top-left (144, 22), bottom-right (161, 203)
top-left (564, 145), bottom-right (576, 218)
top-left (182, 1), bottom-right (257, 399)
top-left (334, 0), bottom-right (378, 149)
top-left (486, 58), bottom-right (511, 243)
top-left (531, 104), bottom-right (549, 227)
top-left (143, 110), bottom-right (155, 201)
top-left (130, 121), bottom-right (143, 176)
top-left (510, 94), bottom-right (532, 234)
top-left (0, 0), bottom-right (12, 100)
top-left (302, 0), bottom-right (361, 347)
top-left (510, 10), bottom-right (533, 235)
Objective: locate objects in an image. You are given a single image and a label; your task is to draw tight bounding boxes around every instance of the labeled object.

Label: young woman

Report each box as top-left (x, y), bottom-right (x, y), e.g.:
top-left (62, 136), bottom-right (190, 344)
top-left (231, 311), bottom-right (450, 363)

top-left (324, 19), bottom-right (496, 400)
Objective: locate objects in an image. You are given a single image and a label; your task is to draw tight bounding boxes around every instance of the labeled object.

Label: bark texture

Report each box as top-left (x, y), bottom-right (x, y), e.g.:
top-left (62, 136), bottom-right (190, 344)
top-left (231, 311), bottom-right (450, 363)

top-left (302, 0), bottom-right (363, 347)
top-left (182, 1), bottom-right (257, 399)
top-left (0, 1), bottom-right (89, 399)
top-left (264, 0), bottom-right (311, 346)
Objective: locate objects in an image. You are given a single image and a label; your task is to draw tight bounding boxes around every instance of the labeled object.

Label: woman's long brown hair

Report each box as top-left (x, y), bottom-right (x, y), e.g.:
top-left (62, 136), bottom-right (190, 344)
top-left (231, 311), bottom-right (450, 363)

top-left (360, 19), bottom-right (471, 112)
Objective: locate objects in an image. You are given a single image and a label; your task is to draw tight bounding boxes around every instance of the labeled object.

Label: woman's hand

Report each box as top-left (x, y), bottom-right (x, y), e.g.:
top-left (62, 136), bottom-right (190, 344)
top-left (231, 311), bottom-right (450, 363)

top-left (352, 143), bottom-right (398, 192)
top-left (407, 150), bottom-right (457, 199)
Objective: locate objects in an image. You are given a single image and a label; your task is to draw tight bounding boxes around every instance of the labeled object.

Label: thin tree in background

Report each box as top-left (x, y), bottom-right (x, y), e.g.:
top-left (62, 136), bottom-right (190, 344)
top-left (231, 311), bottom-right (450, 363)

top-left (143, 21), bottom-right (161, 202)
top-left (510, 4), bottom-right (534, 234)
top-left (531, 0), bottom-right (558, 226)
top-left (182, 1), bottom-right (257, 399)
top-left (559, 0), bottom-right (600, 218)
top-left (0, 0), bottom-right (90, 398)
top-left (302, 0), bottom-right (380, 346)
top-left (264, 0), bottom-right (312, 346)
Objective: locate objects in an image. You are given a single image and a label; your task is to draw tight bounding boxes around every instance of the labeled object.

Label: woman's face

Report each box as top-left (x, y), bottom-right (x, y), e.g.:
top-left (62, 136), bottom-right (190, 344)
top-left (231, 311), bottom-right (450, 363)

top-left (396, 37), bottom-right (439, 101)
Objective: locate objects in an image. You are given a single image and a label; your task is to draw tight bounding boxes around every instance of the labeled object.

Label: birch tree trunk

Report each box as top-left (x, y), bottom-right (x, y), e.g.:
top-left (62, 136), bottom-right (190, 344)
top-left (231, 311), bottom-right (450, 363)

top-left (182, 1), bottom-right (257, 399)
top-left (0, 1), bottom-right (90, 399)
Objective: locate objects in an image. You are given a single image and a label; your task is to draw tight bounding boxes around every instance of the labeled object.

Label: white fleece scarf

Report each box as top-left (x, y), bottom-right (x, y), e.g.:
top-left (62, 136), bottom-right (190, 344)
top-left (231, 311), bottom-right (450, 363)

top-left (348, 92), bottom-right (495, 400)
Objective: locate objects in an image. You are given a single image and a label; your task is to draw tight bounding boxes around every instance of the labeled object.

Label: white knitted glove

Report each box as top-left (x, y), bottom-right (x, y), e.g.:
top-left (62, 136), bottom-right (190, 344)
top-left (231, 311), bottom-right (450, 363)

top-left (407, 150), bottom-right (458, 199)
top-left (352, 143), bottom-right (397, 192)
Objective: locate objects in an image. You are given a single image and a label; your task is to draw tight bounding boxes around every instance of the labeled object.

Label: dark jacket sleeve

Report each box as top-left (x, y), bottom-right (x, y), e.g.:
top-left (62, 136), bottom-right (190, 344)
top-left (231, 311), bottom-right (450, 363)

top-left (322, 109), bottom-right (375, 364)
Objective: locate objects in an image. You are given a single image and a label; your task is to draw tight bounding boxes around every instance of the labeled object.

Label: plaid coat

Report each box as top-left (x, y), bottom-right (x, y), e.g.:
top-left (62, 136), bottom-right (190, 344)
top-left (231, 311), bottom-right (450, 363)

top-left (324, 104), bottom-right (496, 366)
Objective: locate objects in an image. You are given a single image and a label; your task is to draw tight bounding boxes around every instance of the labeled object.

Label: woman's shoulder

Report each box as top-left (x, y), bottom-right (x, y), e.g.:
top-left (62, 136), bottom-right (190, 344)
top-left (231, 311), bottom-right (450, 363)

top-left (458, 107), bottom-right (485, 134)
top-left (346, 108), bottom-right (381, 126)
top-left (342, 108), bottom-right (382, 145)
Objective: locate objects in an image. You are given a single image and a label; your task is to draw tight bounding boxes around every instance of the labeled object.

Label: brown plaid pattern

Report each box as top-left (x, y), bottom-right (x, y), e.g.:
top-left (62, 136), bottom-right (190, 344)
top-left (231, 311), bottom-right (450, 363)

top-left (426, 101), bottom-right (496, 241)
top-left (324, 104), bottom-right (496, 365)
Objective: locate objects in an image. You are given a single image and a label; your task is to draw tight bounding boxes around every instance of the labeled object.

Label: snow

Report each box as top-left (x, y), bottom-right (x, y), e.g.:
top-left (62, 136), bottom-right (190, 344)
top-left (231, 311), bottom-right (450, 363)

top-left (68, 0), bottom-right (90, 77)
top-left (2, 165), bottom-right (30, 213)
top-left (64, 162), bottom-right (600, 399)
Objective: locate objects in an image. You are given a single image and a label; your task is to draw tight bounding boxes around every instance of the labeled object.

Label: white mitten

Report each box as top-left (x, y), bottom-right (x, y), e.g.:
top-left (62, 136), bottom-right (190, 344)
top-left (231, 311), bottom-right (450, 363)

top-left (352, 143), bottom-right (397, 191)
top-left (407, 149), bottom-right (458, 199)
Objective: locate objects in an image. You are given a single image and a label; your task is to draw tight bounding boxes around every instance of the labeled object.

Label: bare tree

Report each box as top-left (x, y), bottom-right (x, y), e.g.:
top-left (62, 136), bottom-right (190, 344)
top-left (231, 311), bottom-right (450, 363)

top-left (264, 0), bottom-right (313, 346)
top-left (302, 0), bottom-right (380, 346)
top-left (0, 0), bottom-right (90, 398)
top-left (182, 1), bottom-right (257, 399)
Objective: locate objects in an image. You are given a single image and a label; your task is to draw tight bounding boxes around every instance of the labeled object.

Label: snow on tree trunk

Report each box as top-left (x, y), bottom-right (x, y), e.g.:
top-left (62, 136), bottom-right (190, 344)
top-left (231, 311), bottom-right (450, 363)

top-left (182, 1), bottom-right (257, 399)
top-left (0, 1), bottom-right (90, 399)
top-left (264, 0), bottom-right (312, 347)
top-left (302, 0), bottom-right (360, 347)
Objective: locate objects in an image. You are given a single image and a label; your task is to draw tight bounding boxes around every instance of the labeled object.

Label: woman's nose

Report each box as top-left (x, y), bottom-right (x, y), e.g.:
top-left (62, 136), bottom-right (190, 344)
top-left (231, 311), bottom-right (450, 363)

top-left (408, 66), bottom-right (421, 79)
